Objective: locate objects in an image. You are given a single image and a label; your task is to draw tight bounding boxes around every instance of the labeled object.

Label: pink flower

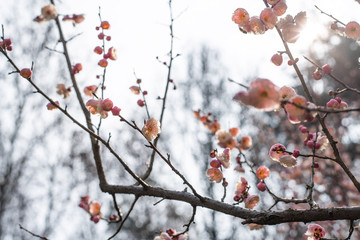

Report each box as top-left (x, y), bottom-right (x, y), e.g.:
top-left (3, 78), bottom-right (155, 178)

top-left (107, 47), bottom-right (117, 60)
top-left (129, 86), bottom-right (141, 95)
top-left (233, 78), bottom-right (281, 111)
top-left (101, 98), bottom-right (113, 111)
top-left (279, 155), bottom-right (297, 167)
top-left (111, 106), bottom-right (121, 116)
top-left (84, 85), bottom-right (98, 97)
top-left (98, 59), bottom-right (108, 68)
top-left (88, 201), bottom-right (101, 216)
top-left (271, 53), bottom-right (283, 66)
top-left (269, 144), bottom-right (288, 162)
top-left (56, 84), bottom-right (70, 99)
top-left (244, 195), bottom-right (260, 209)
top-left (260, 8), bottom-right (278, 30)
top-left (282, 24), bottom-right (301, 43)
top-left (294, 12), bottom-right (307, 29)
top-left (305, 224), bottom-right (325, 240)
top-left (41, 4), bottom-right (58, 20)
top-left (101, 21), bottom-right (111, 30)
top-left (249, 17), bottom-right (266, 34)
top-left (142, 118), bottom-right (161, 142)
top-left (216, 148), bottom-right (231, 168)
top-left (72, 63), bottom-right (82, 74)
top-left (46, 101), bottom-right (59, 110)
top-left (256, 166), bottom-right (270, 180)
top-left (345, 21), bottom-right (360, 39)
top-left (279, 86), bottom-right (296, 101)
top-left (285, 95), bottom-right (307, 117)
top-left (239, 136), bottom-right (252, 150)
top-left (86, 99), bottom-right (109, 118)
top-left (206, 168), bottom-right (223, 183)
top-left (273, 1), bottom-right (287, 16)
top-left (232, 8), bottom-right (250, 27)
top-left (215, 129), bottom-right (237, 149)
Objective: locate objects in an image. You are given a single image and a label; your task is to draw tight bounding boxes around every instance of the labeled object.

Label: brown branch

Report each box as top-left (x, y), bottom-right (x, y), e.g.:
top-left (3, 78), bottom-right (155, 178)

top-left (102, 183), bottom-right (360, 225)
top-left (314, 5), bottom-right (346, 26)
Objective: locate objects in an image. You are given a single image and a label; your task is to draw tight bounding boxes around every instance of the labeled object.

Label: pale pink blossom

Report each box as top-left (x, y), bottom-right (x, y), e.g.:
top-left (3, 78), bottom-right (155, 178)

top-left (249, 16), bottom-right (266, 34)
top-left (129, 86), bottom-right (141, 95)
top-left (233, 78), bottom-right (281, 111)
top-left (215, 129), bottom-right (237, 149)
top-left (260, 8), bottom-right (278, 29)
top-left (282, 23), bottom-right (301, 43)
top-left (46, 101), bottom-right (59, 110)
top-left (269, 144), bottom-right (288, 162)
top-left (84, 85), bottom-right (98, 97)
top-left (345, 21), bottom-right (360, 39)
top-left (267, 0), bottom-right (280, 6)
top-left (279, 86), bottom-right (296, 101)
top-left (88, 201), bottom-right (101, 216)
top-left (244, 195), bottom-right (260, 209)
top-left (142, 118), bottom-right (161, 142)
top-left (232, 8), bottom-right (250, 27)
top-left (111, 106), bottom-right (121, 116)
top-left (294, 11), bottom-right (307, 29)
top-left (305, 224), bottom-right (325, 240)
top-left (41, 4), bottom-right (58, 20)
top-left (285, 95), bottom-right (307, 117)
top-left (326, 98), bottom-right (348, 110)
top-left (239, 136), bottom-right (252, 150)
top-left (216, 148), bottom-right (231, 168)
top-left (279, 155), bottom-right (297, 167)
top-left (273, 0), bottom-right (287, 16)
top-left (56, 84), bottom-right (70, 99)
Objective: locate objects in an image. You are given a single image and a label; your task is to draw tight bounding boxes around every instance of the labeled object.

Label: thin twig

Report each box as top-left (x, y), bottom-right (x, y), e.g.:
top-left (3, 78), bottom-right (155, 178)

top-left (19, 224), bottom-right (49, 240)
top-left (173, 205), bottom-right (196, 238)
top-left (108, 196), bottom-right (140, 240)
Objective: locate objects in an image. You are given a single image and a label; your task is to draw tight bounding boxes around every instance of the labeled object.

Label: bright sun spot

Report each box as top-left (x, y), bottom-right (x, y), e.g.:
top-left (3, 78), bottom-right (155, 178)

top-left (297, 16), bottom-right (329, 50)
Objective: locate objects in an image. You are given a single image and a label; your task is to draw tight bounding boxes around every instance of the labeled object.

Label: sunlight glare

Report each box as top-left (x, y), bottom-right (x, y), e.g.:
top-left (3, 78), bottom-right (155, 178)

top-left (297, 17), bottom-right (329, 50)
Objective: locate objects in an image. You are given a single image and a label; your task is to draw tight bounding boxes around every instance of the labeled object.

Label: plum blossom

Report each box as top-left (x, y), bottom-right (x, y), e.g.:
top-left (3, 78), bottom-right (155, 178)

top-left (305, 224), bottom-right (325, 240)
top-left (260, 8), bottom-right (278, 30)
top-left (279, 155), bottom-right (297, 167)
top-left (233, 78), bottom-right (281, 111)
top-left (86, 99), bottom-right (113, 119)
top-left (239, 136), bottom-right (252, 150)
top-left (40, 4), bottom-right (57, 21)
top-left (232, 8), bottom-right (250, 27)
top-left (267, 0), bottom-right (280, 6)
top-left (129, 86), bottom-right (141, 95)
top-left (273, 0), bottom-right (287, 16)
top-left (88, 201), bottom-right (101, 216)
top-left (244, 195), bottom-right (260, 209)
top-left (285, 95), bottom-right (307, 117)
top-left (142, 118), bottom-right (161, 142)
top-left (215, 129), bottom-right (237, 149)
top-left (269, 144), bottom-right (288, 162)
top-left (56, 84), bottom-right (70, 99)
top-left (216, 148), bottom-right (231, 168)
top-left (46, 101), bottom-right (59, 110)
top-left (345, 21), bottom-right (360, 39)
top-left (249, 16), bottom-right (266, 34)
top-left (206, 168), bottom-right (223, 183)
top-left (84, 85), bottom-right (98, 97)
top-left (279, 86), bottom-right (296, 101)
top-left (271, 54), bottom-right (283, 66)
top-left (256, 166), bottom-right (270, 180)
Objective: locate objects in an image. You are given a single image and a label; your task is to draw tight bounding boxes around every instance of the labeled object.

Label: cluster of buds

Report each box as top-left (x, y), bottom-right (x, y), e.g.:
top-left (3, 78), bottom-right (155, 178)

top-left (233, 177), bottom-right (260, 209)
top-left (299, 126), bottom-right (330, 153)
top-left (326, 97), bottom-right (348, 110)
top-left (129, 79), bottom-right (148, 107)
top-left (78, 196), bottom-right (102, 224)
top-left (154, 228), bottom-right (188, 240)
top-left (193, 110), bottom-right (220, 134)
top-left (95, 21), bottom-right (117, 68)
top-left (255, 166), bottom-right (270, 191)
top-left (86, 98), bottom-right (121, 118)
top-left (108, 213), bottom-right (120, 222)
top-left (206, 148), bottom-right (231, 183)
top-left (232, 0), bottom-right (287, 35)
top-left (0, 38), bottom-right (12, 51)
